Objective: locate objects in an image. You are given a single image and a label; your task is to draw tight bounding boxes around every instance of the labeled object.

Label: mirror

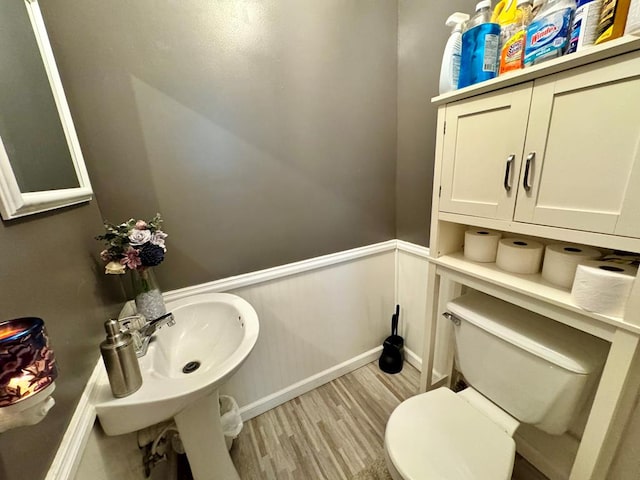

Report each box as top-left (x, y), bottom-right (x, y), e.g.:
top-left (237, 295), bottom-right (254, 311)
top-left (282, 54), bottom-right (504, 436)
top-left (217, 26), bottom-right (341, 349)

top-left (0, 0), bottom-right (92, 220)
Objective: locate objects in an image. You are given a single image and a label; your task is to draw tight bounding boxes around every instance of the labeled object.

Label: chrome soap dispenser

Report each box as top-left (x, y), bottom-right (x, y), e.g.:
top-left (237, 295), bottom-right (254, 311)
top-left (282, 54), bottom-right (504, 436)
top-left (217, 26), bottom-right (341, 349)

top-left (100, 319), bottom-right (142, 398)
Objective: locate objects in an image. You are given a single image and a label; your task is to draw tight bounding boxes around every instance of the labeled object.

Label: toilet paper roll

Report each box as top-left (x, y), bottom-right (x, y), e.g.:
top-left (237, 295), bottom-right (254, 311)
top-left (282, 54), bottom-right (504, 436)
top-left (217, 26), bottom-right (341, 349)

top-left (541, 244), bottom-right (602, 289)
top-left (464, 229), bottom-right (502, 263)
top-left (603, 254), bottom-right (640, 267)
top-left (571, 261), bottom-right (638, 318)
top-left (495, 238), bottom-right (544, 274)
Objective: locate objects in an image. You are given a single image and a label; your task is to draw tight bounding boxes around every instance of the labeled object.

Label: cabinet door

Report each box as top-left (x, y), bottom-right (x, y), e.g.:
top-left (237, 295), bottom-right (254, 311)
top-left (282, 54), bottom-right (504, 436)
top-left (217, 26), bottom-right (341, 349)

top-left (514, 52), bottom-right (640, 236)
top-left (439, 83), bottom-right (532, 220)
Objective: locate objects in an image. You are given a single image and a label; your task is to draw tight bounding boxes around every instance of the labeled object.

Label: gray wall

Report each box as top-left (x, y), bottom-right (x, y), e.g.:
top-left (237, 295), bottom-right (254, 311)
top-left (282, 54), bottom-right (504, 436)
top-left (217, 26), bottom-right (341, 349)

top-left (0, 204), bottom-right (119, 480)
top-left (396, 0), bottom-right (478, 246)
top-left (41, 0), bottom-right (399, 292)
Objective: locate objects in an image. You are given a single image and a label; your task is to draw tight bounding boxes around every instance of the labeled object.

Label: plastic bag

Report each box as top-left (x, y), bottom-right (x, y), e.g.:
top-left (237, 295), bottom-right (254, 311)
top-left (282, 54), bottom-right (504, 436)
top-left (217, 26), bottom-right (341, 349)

top-left (220, 395), bottom-right (243, 450)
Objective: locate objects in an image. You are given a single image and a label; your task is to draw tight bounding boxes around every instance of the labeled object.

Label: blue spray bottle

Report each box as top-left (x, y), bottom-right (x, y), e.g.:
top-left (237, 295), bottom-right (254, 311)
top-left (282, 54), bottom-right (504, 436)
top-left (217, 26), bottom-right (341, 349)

top-left (458, 0), bottom-right (501, 89)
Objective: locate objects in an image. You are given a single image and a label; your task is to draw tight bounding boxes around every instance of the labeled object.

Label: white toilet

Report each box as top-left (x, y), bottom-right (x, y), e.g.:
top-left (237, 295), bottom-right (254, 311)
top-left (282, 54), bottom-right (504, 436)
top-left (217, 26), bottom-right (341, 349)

top-left (384, 291), bottom-right (608, 480)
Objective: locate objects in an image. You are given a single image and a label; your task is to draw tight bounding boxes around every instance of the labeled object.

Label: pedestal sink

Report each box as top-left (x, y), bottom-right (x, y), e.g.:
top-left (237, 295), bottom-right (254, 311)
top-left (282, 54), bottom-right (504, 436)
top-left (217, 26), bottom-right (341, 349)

top-left (95, 293), bottom-right (259, 480)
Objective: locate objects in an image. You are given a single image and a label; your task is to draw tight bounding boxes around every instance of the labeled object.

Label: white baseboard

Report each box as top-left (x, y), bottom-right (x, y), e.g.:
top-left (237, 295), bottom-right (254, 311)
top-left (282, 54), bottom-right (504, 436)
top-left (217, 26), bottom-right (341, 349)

top-left (404, 347), bottom-right (422, 372)
top-left (238, 346), bottom-right (383, 421)
top-left (45, 361), bottom-right (102, 480)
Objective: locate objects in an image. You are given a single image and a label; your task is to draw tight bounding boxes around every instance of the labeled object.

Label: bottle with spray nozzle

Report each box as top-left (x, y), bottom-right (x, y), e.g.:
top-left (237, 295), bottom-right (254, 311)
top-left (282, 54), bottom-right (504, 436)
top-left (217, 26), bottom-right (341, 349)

top-left (499, 0), bottom-right (534, 74)
top-left (439, 12), bottom-right (470, 94)
top-left (459, 1), bottom-right (501, 89)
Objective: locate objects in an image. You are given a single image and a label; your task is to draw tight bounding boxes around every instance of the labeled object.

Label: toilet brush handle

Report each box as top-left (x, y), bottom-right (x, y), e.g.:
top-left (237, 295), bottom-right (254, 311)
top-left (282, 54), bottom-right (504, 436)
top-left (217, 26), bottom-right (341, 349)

top-left (391, 311), bottom-right (399, 337)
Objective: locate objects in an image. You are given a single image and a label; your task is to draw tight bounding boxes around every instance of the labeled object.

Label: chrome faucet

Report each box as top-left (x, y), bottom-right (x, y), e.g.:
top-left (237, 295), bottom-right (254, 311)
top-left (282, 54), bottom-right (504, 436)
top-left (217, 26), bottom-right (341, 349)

top-left (119, 312), bottom-right (175, 357)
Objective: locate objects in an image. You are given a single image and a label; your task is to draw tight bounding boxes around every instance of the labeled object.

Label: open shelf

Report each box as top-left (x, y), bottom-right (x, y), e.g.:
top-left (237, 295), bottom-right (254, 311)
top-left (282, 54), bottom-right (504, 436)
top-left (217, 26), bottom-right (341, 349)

top-left (432, 35), bottom-right (640, 105)
top-left (432, 252), bottom-right (640, 336)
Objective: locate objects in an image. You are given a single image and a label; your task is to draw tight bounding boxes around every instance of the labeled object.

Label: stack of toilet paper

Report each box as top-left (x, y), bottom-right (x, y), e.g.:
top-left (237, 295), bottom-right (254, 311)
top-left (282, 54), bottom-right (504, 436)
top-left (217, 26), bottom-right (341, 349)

top-left (462, 227), bottom-right (639, 318)
top-left (464, 229), bottom-right (544, 274)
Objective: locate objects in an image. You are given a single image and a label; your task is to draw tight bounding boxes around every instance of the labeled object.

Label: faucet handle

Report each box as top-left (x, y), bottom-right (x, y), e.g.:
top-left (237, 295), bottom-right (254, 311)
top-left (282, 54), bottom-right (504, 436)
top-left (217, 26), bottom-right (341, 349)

top-left (119, 315), bottom-right (147, 332)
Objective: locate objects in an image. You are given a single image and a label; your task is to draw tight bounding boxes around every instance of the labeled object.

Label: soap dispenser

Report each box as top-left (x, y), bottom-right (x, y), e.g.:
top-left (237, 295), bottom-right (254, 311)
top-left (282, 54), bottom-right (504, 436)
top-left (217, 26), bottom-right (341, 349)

top-left (100, 319), bottom-right (142, 398)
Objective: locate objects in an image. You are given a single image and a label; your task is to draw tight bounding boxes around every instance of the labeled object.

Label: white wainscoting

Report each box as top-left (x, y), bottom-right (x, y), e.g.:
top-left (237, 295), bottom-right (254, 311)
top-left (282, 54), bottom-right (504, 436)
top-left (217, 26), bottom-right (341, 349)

top-left (395, 242), bottom-right (454, 379)
top-left (59, 240), bottom-right (432, 480)
top-left (221, 247), bottom-right (397, 417)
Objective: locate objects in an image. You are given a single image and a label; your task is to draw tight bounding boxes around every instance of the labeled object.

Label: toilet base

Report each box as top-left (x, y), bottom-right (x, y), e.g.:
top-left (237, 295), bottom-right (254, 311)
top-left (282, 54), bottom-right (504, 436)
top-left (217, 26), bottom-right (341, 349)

top-left (384, 439), bottom-right (403, 480)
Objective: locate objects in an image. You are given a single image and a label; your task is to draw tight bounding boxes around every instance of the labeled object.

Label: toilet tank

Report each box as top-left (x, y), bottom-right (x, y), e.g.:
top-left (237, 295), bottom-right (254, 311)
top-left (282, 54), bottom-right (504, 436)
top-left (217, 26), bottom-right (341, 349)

top-left (448, 291), bottom-right (608, 435)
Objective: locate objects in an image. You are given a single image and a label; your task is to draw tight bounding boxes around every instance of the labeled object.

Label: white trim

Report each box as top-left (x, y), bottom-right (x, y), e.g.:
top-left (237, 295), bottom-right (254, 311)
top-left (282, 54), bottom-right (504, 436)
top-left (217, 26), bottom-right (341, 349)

top-left (0, 1), bottom-right (92, 220)
top-left (163, 240), bottom-right (398, 302)
top-left (238, 347), bottom-right (383, 421)
top-left (396, 240), bottom-right (430, 259)
top-left (404, 347), bottom-right (422, 372)
top-left (238, 346), bottom-right (437, 422)
top-left (403, 348), bottom-right (449, 388)
top-left (394, 248), bottom-right (400, 306)
top-left (45, 361), bottom-right (103, 480)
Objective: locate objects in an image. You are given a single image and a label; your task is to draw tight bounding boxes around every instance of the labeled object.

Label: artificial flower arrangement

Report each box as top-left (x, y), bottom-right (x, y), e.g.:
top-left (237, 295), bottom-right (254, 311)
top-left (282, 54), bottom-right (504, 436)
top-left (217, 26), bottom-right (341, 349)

top-left (96, 213), bottom-right (168, 275)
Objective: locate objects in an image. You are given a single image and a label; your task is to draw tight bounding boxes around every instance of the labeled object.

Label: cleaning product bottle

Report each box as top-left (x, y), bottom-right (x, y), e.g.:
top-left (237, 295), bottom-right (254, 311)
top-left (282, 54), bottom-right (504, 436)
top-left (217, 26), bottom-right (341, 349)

top-left (626, 0), bottom-right (640, 34)
top-left (500, 0), bottom-right (534, 73)
top-left (568, 0), bottom-right (604, 53)
top-left (532, 0), bottom-right (548, 16)
top-left (595, 0), bottom-right (632, 44)
top-left (459, 1), bottom-right (501, 89)
top-left (524, 0), bottom-right (576, 67)
top-left (439, 12), bottom-right (471, 94)
top-left (492, 0), bottom-right (520, 23)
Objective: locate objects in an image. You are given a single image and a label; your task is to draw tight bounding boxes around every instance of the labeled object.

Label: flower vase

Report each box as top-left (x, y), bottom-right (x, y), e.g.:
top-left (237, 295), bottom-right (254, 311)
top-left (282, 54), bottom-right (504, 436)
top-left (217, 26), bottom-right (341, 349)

top-left (131, 268), bottom-right (166, 321)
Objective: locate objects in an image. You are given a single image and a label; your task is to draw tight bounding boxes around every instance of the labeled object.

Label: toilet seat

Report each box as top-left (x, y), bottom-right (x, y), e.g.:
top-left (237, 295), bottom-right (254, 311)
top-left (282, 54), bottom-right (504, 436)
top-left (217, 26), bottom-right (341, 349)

top-left (384, 388), bottom-right (516, 480)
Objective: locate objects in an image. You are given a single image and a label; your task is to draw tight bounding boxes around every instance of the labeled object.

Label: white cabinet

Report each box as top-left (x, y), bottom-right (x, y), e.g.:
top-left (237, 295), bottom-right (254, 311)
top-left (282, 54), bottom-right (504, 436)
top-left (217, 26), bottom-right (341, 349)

top-left (439, 84), bottom-right (532, 220)
top-left (439, 50), bottom-right (640, 239)
top-left (426, 39), bottom-right (640, 480)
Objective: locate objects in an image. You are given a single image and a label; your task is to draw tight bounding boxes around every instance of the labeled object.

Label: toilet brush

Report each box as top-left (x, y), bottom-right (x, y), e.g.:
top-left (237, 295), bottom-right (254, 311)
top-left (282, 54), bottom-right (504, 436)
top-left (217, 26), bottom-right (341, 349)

top-left (379, 304), bottom-right (404, 374)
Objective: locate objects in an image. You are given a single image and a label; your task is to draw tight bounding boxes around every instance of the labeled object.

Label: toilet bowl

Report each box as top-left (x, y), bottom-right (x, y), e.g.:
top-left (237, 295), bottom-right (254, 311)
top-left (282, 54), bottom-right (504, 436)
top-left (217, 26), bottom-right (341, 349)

top-left (384, 291), bottom-right (608, 480)
top-left (385, 387), bottom-right (517, 480)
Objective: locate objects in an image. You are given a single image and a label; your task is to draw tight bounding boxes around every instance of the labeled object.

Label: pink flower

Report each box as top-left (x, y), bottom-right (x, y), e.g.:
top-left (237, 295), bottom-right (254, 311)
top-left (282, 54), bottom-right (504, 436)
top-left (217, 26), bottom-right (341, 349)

top-left (120, 247), bottom-right (142, 270)
top-left (135, 220), bottom-right (148, 230)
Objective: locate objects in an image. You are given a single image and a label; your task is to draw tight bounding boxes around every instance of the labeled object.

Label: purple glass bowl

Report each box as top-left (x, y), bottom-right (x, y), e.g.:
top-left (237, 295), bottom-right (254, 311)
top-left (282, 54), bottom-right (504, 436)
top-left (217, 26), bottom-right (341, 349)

top-left (0, 317), bottom-right (58, 407)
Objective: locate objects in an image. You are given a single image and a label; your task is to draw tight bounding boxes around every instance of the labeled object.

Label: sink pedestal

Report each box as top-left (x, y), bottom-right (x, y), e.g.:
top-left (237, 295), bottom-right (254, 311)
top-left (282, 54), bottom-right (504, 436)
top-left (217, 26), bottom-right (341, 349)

top-left (174, 390), bottom-right (240, 480)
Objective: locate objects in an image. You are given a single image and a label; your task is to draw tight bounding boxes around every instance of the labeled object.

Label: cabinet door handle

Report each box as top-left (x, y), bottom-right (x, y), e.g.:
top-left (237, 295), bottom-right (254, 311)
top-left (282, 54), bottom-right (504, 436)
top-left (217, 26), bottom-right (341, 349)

top-left (523, 152), bottom-right (535, 191)
top-left (503, 154), bottom-right (515, 192)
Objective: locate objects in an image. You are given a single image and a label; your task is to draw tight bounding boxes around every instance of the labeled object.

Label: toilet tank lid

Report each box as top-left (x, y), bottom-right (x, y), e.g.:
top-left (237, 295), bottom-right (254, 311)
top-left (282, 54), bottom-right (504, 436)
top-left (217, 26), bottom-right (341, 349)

top-left (447, 292), bottom-right (608, 374)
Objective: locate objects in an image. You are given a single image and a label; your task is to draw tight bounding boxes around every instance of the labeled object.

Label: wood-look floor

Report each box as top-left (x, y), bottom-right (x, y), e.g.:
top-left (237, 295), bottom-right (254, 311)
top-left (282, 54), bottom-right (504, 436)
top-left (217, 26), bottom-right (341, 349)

top-left (230, 361), bottom-right (547, 480)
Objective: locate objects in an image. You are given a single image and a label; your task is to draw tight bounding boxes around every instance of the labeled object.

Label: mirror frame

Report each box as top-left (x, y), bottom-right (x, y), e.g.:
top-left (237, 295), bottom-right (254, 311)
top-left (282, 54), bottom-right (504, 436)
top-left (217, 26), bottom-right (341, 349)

top-left (0, 0), bottom-right (92, 220)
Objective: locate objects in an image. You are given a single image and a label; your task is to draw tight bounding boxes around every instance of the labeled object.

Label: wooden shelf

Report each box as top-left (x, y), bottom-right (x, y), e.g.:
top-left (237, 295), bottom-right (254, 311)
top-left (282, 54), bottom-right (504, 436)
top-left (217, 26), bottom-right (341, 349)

top-left (438, 213), bottom-right (640, 253)
top-left (432, 252), bottom-right (640, 337)
top-left (432, 35), bottom-right (640, 106)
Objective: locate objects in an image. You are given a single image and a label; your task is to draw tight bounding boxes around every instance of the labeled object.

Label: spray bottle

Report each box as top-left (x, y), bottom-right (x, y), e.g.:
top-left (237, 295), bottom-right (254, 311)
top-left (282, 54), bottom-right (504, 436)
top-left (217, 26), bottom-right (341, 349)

top-left (499, 0), bottom-right (534, 73)
top-left (493, 0), bottom-right (520, 23)
top-left (439, 12), bottom-right (470, 94)
top-left (459, 1), bottom-right (501, 88)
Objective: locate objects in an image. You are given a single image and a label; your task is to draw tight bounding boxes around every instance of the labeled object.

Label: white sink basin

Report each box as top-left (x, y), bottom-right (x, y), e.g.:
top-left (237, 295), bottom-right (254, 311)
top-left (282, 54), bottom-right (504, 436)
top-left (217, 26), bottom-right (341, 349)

top-left (95, 293), bottom-right (259, 480)
top-left (96, 293), bottom-right (258, 435)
